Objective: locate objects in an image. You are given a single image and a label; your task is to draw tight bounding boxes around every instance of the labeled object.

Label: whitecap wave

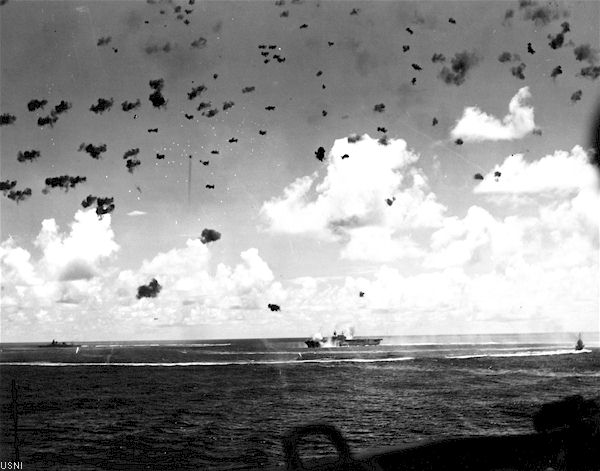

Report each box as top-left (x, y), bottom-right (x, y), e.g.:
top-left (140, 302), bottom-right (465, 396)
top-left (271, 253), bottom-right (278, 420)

top-left (0, 357), bottom-right (415, 367)
top-left (446, 349), bottom-right (592, 359)
top-left (90, 343), bottom-right (231, 348)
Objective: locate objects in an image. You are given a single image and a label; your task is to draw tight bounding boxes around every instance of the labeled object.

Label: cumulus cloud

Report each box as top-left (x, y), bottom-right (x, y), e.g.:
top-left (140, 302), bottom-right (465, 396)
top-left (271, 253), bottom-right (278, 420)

top-left (450, 87), bottom-right (535, 142)
top-left (0, 209), bottom-right (120, 336)
top-left (1, 212), bottom-right (292, 338)
top-left (35, 210), bottom-right (120, 281)
top-left (473, 146), bottom-right (597, 194)
top-left (261, 134), bottom-right (446, 261)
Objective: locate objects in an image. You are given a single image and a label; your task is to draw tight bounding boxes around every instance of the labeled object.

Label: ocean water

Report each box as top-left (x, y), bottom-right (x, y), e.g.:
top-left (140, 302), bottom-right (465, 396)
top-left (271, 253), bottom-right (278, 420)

top-left (0, 333), bottom-right (598, 470)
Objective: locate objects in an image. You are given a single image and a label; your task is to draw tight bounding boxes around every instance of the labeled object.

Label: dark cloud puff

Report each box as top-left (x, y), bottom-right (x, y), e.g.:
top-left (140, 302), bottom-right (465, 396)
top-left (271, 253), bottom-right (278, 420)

top-left (548, 21), bottom-right (570, 49)
top-left (136, 278), bottom-right (162, 299)
top-left (81, 195), bottom-right (97, 208)
top-left (347, 134), bottom-right (363, 143)
top-left (52, 100), bottom-right (72, 116)
top-left (498, 51), bottom-right (513, 63)
top-left (89, 98), bottom-right (114, 114)
top-left (550, 65), bottom-right (562, 78)
top-left (502, 8), bottom-right (514, 26)
top-left (44, 175), bottom-right (87, 192)
top-left (431, 53), bottom-right (446, 63)
top-left (474, 173), bottom-right (484, 180)
top-left (123, 148), bottom-right (140, 159)
top-left (148, 79), bottom-right (167, 108)
top-left (548, 32), bottom-right (565, 49)
top-left (579, 66), bottom-right (600, 80)
top-left (126, 159), bottom-right (141, 173)
top-left (315, 146), bottom-right (326, 161)
top-left (7, 188), bottom-right (32, 203)
top-left (574, 44), bottom-right (597, 62)
top-left (191, 36), bottom-right (207, 48)
top-left (570, 90), bottom-right (582, 103)
top-left (145, 42), bottom-right (172, 54)
top-left (78, 143), bottom-right (107, 159)
top-left (37, 115), bottom-right (58, 127)
top-left (81, 195), bottom-right (115, 216)
top-left (97, 36), bottom-right (111, 46)
top-left (121, 99), bottom-right (141, 112)
top-left (200, 228), bottom-right (221, 244)
top-left (149, 90), bottom-right (166, 108)
top-left (187, 85), bottom-right (206, 100)
top-left (373, 103), bottom-right (385, 112)
top-left (0, 180), bottom-right (17, 194)
top-left (122, 148), bottom-right (141, 173)
top-left (438, 50), bottom-right (481, 86)
top-left (27, 99), bottom-right (47, 112)
top-left (519, 0), bottom-right (569, 26)
top-left (242, 86), bottom-right (255, 93)
top-left (17, 150), bottom-right (41, 163)
top-left (0, 113), bottom-right (17, 126)
top-left (511, 63), bottom-right (526, 80)
top-left (267, 303), bottom-right (280, 312)
top-left (149, 78), bottom-right (164, 91)
top-left (197, 101), bottom-right (211, 111)
top-left (222, 101), bottom-right (235, 111)
top-left (202, 108), bottom-right (219, 118)
top-left (573, 44), bottom-right (600, 79)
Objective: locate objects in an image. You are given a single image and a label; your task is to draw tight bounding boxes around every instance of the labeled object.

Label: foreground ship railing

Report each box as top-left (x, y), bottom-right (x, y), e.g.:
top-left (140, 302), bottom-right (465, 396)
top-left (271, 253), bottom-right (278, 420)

top-left (278, 395), bottom-right (600, 471)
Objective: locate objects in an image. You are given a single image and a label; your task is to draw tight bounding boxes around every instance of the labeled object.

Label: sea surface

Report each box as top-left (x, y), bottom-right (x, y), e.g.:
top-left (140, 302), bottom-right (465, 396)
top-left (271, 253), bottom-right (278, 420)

top-left (0, 333), bottom-right (598, 470)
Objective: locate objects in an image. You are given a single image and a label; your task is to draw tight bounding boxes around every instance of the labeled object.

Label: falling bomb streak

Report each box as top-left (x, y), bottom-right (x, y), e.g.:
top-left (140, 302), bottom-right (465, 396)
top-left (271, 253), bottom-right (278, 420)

top-left (188, 155), bottom-right (192, 206)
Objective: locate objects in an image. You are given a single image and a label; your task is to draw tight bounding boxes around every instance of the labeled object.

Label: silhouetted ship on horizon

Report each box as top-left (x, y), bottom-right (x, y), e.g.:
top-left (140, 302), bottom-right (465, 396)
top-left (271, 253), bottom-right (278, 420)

top-left (575, 333), bottom-right (584, 351)
top-left (305, 331), bottom-right (382, 348)
top-left (38, 339), bottom-right (81, 348)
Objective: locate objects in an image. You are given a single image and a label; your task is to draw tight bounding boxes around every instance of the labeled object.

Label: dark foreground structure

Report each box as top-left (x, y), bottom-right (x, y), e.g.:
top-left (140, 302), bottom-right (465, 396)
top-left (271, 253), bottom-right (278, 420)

top-left (280, 395), bottom-right (600, 471)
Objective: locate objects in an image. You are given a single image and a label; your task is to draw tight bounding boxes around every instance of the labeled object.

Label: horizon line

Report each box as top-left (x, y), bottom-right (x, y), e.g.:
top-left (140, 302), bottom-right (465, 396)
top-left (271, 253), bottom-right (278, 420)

top-left (1, 330), bottom-right (598, 345)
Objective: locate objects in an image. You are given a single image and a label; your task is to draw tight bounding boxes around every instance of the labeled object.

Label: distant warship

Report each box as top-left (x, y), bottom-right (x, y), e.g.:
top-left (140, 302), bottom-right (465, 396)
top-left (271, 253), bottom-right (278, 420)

top-left (305, 331), bottom-right (382, 348)
top-left (575, 333), bottom-right (584, 351)
top-left (38, 339), bottom-right (81, 348)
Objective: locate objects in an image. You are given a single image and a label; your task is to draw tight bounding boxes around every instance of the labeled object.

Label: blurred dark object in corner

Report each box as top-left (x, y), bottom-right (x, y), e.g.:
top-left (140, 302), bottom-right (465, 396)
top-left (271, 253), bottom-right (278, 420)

top-left (590, 101), bottom-right (600, 181)
top-left (282, 395), bottom-right (600, 471)
top-left (533, 395), bottom-right (600, 471)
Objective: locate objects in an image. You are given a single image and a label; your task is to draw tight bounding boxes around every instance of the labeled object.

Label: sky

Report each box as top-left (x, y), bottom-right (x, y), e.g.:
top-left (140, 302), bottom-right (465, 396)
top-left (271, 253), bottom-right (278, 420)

top-left (0, 0), bottom-right (599, 342)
